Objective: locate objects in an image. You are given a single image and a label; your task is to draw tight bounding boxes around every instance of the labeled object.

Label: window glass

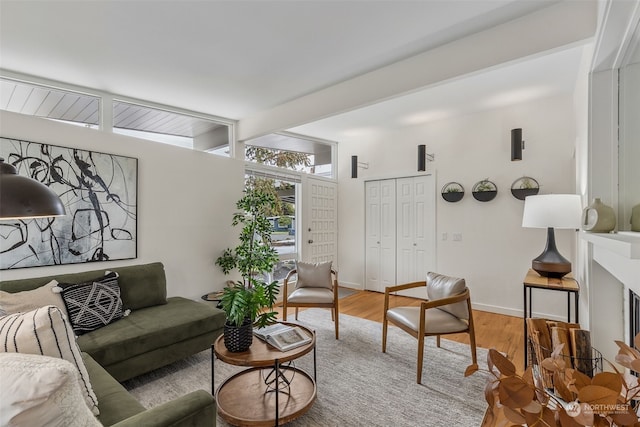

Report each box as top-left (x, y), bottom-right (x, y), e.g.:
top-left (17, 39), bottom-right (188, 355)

top-left (245, 133), bottom-right (333, 178)
top-left (245, 173), bottom-right (298, 283)
top-left (0, 78), bottom-right (99, 128)
top-left (113, 100), bottom-right (230, 154)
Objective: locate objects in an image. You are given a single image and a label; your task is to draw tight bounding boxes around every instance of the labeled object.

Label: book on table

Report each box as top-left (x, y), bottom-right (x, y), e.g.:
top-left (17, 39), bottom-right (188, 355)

top-left (253, 323), bottom-right (312, 351)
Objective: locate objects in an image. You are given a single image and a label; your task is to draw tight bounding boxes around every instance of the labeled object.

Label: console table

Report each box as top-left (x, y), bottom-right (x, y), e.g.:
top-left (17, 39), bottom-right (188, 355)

top-left (212, 323), bottom-right (317, 427)
top-left (523, 269), bottom-right (579, 368)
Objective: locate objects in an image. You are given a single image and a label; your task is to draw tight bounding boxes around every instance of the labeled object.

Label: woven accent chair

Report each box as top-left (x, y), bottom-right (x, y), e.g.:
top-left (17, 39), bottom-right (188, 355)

top-left (382, 272), bottom-right (477, 384)
top-left (282, 261), bottom-right (339, 339)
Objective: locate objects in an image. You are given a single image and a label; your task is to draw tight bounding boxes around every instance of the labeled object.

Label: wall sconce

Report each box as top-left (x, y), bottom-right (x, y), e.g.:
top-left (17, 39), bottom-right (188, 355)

top-left (417, 144), bottom-right (434, 172)
top-left (351, 155), bottom-right (369, 179)
top-left (511, 128), bottom-right (524, 161)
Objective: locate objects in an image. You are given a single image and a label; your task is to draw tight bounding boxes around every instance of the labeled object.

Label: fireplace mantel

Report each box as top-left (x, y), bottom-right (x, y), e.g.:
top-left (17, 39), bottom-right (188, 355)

top-left (581, 231), bottom-right (640, 292)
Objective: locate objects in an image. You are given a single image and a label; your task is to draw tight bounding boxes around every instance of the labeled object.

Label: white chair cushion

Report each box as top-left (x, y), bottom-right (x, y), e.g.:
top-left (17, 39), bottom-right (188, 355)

top-left (288, 287), bottom-right (334, 304)
top-left (0, 353), bottom-right (101, 427)
top-left (426, 272), bottom-right (469, 320)
top-left (387, 306), bottom-right (469, 334)
top-left (295, 261), bottom-right (332, 289)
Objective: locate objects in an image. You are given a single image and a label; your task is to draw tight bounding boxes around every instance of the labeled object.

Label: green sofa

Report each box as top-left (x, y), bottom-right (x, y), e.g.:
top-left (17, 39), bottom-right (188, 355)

top-left (0, 261), bottom-right (225, 426)
top-left (83, 352), bottom-right (215, 426)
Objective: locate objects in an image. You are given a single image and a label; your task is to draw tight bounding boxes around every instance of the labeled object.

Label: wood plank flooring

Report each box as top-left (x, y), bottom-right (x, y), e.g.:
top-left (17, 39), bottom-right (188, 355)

top-left (276, 289), bottom-right (525, 372)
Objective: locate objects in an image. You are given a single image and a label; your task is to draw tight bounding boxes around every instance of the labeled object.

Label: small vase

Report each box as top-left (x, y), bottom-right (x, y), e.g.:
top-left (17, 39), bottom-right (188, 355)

top-left (224, 318), bottom-right (253, 352)
top-left (582, 198), bottom-right (616, 233)
top-left (632, 204), bottom-right (640, 232)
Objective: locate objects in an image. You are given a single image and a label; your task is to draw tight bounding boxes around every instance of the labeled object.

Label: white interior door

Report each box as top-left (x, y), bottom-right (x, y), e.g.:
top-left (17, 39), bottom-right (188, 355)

top-left (365, 180), bottom-right (396, 292)
top-left (396, 175), bottom-right (436, 298)
top-left (301, 176), bottom-right (338, 267)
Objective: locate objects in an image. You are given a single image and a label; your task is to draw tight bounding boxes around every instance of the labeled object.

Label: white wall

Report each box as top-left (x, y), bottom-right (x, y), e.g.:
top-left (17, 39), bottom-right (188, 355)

top-left (0, 111), bottom-right (245, 300)
top-left (337, 94), bottom-right (578, 319)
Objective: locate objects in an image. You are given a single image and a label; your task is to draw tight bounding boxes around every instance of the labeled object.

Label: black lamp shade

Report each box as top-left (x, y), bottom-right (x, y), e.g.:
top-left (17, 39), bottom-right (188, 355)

top-left (0, 159), bottom-right (66, 220)
top-left (418, 144), bottom-right (426, 171)
top-left (511, 128), bottom-right (523, 161)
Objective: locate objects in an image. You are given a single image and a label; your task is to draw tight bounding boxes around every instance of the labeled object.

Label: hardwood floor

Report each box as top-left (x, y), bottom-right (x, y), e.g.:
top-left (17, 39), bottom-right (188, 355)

top-left (277, 288), bottom-right (525, 372)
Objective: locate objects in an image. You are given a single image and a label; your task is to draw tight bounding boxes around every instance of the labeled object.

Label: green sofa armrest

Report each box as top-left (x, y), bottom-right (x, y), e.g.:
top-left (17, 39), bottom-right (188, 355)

top-left (110, 390), bottom-right (216, 427)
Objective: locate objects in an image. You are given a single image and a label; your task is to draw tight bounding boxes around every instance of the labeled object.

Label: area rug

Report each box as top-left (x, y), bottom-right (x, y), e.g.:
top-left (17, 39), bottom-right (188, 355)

top-left (124, 310), bottom-right (490, 426)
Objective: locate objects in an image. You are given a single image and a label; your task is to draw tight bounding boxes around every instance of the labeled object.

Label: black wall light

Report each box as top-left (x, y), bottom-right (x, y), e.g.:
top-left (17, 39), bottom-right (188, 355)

top-left (511, 128), bottom-right (524, 161)
top-left (351, 155), bottom-right (369, 178)
top-left (417, 144), bottom-right (434, 172)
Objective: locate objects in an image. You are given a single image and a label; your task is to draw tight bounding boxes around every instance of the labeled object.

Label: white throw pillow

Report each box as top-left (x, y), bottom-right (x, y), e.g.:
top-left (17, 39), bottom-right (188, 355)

top-left (0, 353), bottom-right (101, 427)
top-left (0, 279), bottom-right (68, 316)
top-left (0, 306), bottom-right (99, 415)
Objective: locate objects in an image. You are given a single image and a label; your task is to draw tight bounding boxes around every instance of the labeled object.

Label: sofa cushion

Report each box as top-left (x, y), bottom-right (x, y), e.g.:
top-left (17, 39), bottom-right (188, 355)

top-left (0, 279), bottom-right (68, 316)
top-left (78, 297), bottom-right (225, 368)
top-left (0, 262), bottom-right (168, 311)
top-left (0, 353), bottom-right (101, 427)
top-left (57, 272), bottom-right (125, 335)
top-left (0, 306), bottom-right (100, 415)
top-left (82, 352), bottom-right (145, 426)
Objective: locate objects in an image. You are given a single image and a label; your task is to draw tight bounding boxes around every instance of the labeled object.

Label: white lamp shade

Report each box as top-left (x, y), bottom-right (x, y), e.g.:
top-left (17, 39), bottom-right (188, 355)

top-left (522, 194), bottom-right (582, 229)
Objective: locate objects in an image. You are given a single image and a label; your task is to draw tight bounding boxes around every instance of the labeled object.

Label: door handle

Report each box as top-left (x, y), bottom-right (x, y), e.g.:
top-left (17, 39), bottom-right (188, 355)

top-left (308, 239), bottom-right (314, 244)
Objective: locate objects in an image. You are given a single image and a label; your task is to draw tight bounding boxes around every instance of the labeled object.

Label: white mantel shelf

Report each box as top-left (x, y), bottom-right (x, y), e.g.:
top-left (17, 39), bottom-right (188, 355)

top-left (581, 231), bottom-right (640, 259)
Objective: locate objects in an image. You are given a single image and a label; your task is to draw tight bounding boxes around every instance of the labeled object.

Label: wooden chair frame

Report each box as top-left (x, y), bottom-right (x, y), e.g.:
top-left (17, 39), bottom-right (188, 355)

top-left (282, 268), bottom-right (339, 339)
top-left (382, 280), bottom-right (477, 384)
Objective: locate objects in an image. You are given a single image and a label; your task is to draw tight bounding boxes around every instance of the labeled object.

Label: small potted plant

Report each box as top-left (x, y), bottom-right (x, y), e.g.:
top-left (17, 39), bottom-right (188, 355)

top-left (511, 176), bottom-right (540, 200)
top-left (215, 186), bottom-right (280, 352)
top-left (472, 179), bottom-right (498, 202)
top-left (441, 182), bottom-right (465, 202)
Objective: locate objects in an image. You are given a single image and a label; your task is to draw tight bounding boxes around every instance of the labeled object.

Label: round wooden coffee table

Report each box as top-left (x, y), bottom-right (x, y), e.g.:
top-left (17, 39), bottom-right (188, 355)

top-left (212, 323), bottom-right (316, 427)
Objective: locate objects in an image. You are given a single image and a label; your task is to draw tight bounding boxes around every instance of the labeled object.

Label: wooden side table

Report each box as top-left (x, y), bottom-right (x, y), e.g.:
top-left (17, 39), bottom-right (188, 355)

top-left (212, 323), bottom-right (317, 427)
top-left (523, 269), bottom-right (579, 368)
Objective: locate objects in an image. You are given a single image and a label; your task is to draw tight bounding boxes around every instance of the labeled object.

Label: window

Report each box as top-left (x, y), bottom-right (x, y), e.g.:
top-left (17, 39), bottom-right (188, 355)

top-left (245, 168), bottom-right (301, 283)
top-left (0, 77), bottom-right (99, 128)
top-left (113, 100), bottom-right (231, 154)
top-left (245, 132), bottom-right (334, 178)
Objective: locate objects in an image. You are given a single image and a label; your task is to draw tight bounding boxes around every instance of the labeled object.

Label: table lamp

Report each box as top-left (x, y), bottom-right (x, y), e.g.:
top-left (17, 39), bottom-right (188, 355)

top-left (522, 194), bottom-right (582, 278)
top-left (0, 157), bottom-right (66, 220)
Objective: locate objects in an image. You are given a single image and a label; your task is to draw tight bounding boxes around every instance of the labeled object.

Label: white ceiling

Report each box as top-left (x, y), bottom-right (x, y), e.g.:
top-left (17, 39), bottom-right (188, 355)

top-left (0, 0), bottom-right (594, 143)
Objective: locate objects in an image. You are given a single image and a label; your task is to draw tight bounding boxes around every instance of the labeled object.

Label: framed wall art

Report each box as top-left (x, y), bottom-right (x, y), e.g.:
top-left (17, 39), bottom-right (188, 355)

top-left (0, 137), bottom-right (137, 269)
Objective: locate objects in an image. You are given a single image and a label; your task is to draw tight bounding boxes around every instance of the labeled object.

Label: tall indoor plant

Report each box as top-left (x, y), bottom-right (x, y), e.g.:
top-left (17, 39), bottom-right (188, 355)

top-left (216, 186), bottom-right (280, 352)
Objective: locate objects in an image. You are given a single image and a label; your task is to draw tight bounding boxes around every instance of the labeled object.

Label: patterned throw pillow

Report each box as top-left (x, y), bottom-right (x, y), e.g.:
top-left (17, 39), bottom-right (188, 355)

top-left (56, 272), bottom-right (126, 335)
top-left (0, 306), bottom-right (100, 415)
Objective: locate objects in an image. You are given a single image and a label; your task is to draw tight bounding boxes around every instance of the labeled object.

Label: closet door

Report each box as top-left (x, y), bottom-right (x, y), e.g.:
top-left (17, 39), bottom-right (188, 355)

top-left (396, 176), bottom-right (436, 291)
top-left (365, 179), bottom-right (396, 292)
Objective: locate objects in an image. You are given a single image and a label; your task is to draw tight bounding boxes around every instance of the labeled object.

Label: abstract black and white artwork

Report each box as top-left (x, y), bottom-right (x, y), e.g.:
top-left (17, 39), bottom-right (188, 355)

top-left (0, 138), bottom-right (137, 269)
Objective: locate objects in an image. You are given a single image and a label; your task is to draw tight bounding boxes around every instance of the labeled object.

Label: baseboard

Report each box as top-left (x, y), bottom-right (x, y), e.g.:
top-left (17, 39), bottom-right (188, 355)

top-left (473, 302), bottom-right (566, 321)
top-left (338, 281), bottom-right (363, 290)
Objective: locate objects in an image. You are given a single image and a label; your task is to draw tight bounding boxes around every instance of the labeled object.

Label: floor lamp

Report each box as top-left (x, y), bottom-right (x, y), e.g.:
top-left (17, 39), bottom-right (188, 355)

top-left (522, 194), bottom-right (582, 278)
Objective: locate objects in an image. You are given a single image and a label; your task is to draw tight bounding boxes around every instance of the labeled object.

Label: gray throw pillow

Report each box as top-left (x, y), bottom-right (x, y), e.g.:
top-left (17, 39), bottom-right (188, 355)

top-left (295, 261), bottom-right (333, 289)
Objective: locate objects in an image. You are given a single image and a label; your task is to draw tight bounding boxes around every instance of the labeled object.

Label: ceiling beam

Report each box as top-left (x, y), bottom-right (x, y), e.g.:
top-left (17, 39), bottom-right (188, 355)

top-left (238, 0), bottom-right (597, 142)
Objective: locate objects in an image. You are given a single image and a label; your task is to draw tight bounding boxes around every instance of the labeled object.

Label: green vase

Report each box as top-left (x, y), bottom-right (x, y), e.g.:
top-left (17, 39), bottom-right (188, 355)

top-left (632, 204), bottom-right (640, 232)
top-left (582, 198), bottom-right (616, 233)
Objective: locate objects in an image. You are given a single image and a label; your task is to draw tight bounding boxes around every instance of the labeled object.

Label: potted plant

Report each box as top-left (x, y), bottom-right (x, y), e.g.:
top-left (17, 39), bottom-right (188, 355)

top-left (472, 179), bottom-right (498, 202)
top-left (511, 176), bottom-right (540, 200)
top-left (215, 187), bottom-right (280, 352)
top-left (441, 182), bottom-right (465, 202)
